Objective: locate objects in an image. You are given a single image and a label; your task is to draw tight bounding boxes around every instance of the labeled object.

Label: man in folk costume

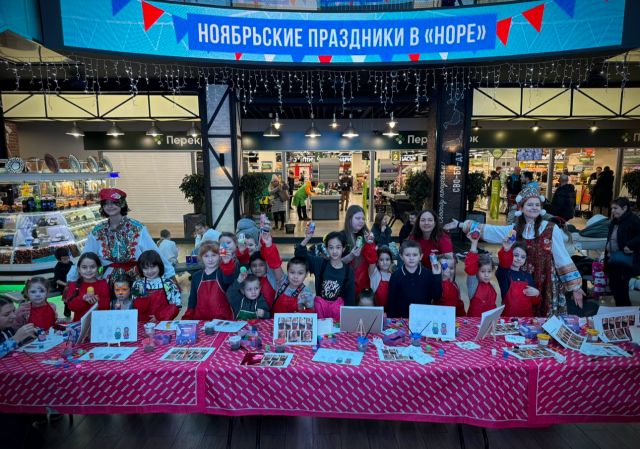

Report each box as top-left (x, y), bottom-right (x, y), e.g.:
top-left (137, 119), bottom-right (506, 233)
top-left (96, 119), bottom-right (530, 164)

top-left (445, 185), bottom-right (584, 316)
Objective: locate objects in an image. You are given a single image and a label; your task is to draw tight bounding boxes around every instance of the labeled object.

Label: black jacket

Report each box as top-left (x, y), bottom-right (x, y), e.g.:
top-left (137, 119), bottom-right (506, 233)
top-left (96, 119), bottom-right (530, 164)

top-left (592, 170), bottom-right (614, 207)
top-left (550, 184), bottom-right (576, 221)
top-left (605, 210), bottom-right (640, 273)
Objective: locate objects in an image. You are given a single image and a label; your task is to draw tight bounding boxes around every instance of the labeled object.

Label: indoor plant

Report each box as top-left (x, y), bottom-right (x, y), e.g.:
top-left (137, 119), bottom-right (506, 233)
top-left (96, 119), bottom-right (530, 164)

top-left (466, 172), bottom-right (486, 212)
top-left (179, 173), bottom-right (206, 239)
top-left (404, 171), bottom-right (432, 211)
top-left (622, 170), bottom-right (640, 202)
top-left (240, 172), bottom-right (270, 217)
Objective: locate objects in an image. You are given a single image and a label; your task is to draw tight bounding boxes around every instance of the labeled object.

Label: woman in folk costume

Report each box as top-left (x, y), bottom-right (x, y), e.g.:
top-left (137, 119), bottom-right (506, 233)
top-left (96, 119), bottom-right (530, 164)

top-left (67, 188), bottom-right (175, 282)
top-left (445, 185), bottom-right (584, 316)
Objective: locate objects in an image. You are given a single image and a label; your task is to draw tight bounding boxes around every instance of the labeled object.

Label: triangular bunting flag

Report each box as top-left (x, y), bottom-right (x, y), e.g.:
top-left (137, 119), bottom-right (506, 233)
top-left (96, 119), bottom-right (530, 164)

top-left (522, 4), bottom-right (545, 33)
top-left (235, 53), bottom-right (243, 60)
top-left (351, 55), bottom-right (366, 63)
top-left (142, 0), bottom-right (165, 31)
top-left (496, 18), bottom-right (512, 46)
top-left (172, 15), bottom-right (188, 43)
top-left (318, 55), bottom-right (333, 64)
top-left (439, 52), bottom-right (448, 61)
top-left (264, 54), bottom-right (276, 62)
top-left (112, 0), bottom-right (132, 16)
top-left (409, 54), bottom-right (420, 62)
top-left (553, 0), bottom-right (576, 18)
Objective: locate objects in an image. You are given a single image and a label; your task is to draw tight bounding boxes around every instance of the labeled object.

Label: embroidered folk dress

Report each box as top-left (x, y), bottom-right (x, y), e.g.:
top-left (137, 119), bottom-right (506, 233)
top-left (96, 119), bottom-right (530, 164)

top-left (463, 220), bottom-right (581, 316)
top-left (67, 217), bottom-right (175, 281)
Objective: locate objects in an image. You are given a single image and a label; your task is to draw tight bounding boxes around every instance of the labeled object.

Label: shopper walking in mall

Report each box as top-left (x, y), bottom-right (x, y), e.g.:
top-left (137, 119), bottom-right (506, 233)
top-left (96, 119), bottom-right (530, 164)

top-left (67, 189), bottom-right (175, 281)
top-left (549, 174), bottom-right (576, 222)
top-left (605, 197), bottom-right (640, 307)
top-left (339, 170), bottom-right (353, 211)
top-left (287, 170), bottom-right (295, 210)
top-left (292, 180), bottom-right (313, 221)
top-left (269, 175), bottom-right (288, 231)
top-left (506, 166), bottom-right (522, 210)
top-left (592, 166), bottom-right (615, 216)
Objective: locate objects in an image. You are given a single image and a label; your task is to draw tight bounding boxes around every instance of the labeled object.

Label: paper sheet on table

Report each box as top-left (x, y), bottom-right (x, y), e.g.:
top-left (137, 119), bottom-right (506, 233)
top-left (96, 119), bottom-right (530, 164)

top-left (372, 337), bottom-right (435, 364)
top-left (312, 348), bottom-right (363, 366)
top-left (207, 320), bottom-right (247, 332)
top-left (579, 342), bottom-right (631, 357)
top-left (19, 334), bottom-right (64, 353)
top-left (502, 345), bottom-right (560, 360)
top-left (455, 341), bottom-right (481, 350)
top-left (160, 347), bottom-right (215, 362)
top-left (505, 335), bottom-right (526, 345)
top-left (79, 346), bottom-right (137, 361)
top-left (542, 316), bottom-right (585, 351)
top-left (155, 320), bottom-right (200, 331)
top-left (318, 318), bottom-right (340, 336)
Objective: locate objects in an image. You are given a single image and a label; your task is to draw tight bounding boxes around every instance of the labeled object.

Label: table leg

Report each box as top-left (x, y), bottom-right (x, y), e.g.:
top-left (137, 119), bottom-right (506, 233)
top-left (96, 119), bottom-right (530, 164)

top-left (255, 415), bottom-right (262, 449)
top-left (457, 424), bottom-right (490, 449)
top-left (482, 427), bottom-right (490, 449)
top-left (457, 423), bottom-right (466, 449)
top-left (226, 417), bottom-right (234, 449)
top-left (68, 414), bottom-right (74, 428)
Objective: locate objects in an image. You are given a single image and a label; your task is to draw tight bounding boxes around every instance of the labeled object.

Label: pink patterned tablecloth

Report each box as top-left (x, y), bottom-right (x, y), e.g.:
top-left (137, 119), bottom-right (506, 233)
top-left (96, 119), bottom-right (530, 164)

top-left (0, 319), bottom-right (639, 428)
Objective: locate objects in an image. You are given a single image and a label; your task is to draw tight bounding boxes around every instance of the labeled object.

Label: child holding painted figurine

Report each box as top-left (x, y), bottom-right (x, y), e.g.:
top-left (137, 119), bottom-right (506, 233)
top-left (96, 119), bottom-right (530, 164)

top-left (464, 232), bottom-right (498, 317)
top-left (497, 235), bottom-right (540, 317)
top-left (438, 256), bottom-right (466, 317)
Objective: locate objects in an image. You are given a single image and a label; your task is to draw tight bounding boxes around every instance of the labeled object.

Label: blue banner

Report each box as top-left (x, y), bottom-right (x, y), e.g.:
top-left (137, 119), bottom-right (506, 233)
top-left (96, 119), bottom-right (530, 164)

top-left (56, 0), bottom-right (627, 64)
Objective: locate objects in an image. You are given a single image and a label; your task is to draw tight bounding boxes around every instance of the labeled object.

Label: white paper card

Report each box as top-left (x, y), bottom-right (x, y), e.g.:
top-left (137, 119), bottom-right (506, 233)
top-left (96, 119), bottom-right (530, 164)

top-left (20, 334), bottom-right (65, 353)
top-left (207, 320), bottom-right (247, 333)
top-left (455, 341), bottom-right (481, 350)
top-left (90, 310), bottom-right (138, 344)
top-left (160, 347), bottom-right (214, 362)
top-left (579, 343), bottom-right (631, 357)
top-left (542, 316), bottom-right (585, 351)
top-left (409, 304), bottom-right (456, 340)
top-left (273, 313), bottom-right (318, 345)
top-left (317, 318), bottom-right (339, 336)
top-left (79, 346), bottom-right (137, 361)
top-left (505, 335), bottom-right (526, 345)
top-left (312, 348), bottom-right (363, 366)
top-left (476, 305), bottom-right (506, 341)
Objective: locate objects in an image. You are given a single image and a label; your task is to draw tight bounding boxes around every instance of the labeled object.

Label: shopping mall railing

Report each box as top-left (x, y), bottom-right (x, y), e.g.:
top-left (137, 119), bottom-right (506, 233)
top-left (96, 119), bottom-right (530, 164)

top-left (180, 0), bottom-right (524, 12)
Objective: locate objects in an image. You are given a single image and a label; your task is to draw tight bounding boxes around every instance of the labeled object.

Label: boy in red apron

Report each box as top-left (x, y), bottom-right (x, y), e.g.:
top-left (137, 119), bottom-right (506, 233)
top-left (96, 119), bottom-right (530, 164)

top-left (271, 257), bottom-right (315, 314)
top-left (183, 241), bottom-right (237, 321)
top-left (438, 257), bottom-right (466, 317)
top-left (249, 231), bottom-right (284, 309)
top-left (497, 240), bottom-right (540, 317)
top-left (132, 250), bottom-right (182, 322)
top-left (227, 272), bottom-right (270, 320)
top-left (465, 233), bottom-right (497, 317)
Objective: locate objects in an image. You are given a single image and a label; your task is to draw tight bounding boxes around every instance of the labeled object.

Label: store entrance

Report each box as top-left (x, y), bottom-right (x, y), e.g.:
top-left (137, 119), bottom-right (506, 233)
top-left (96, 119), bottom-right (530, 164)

top-left (242, 149), bottom-right (427, 238)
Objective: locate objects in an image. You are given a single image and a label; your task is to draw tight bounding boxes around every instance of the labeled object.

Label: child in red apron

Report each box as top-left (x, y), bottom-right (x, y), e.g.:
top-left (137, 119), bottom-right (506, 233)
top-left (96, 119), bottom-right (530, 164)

top-left (296, 229), bottom-right (355, 321)
top-left (497, 240), bottom-right (540, 317)
top-left (132, 250), bottom-right (182, 322)
top-left (227, 272), bottom-right (270, 320)
top-left (271, 257), bottom-right (315, 314)
top-left (64, 252), bottom-right (111, 322)
top-left (438, 257), bottom-right (466, 317)
top-left (369, 246), bottom-right (393, 311)
top-left (465, 232), bottom-right (497, 317)
top-left (15, 277), bottom-right (57, 330)
top-left (182, 241), bottom-right (237, 321)
top-left (219, 232), bottom-right (251, 267)
top-left (248, 231), bottom-right (284, 309)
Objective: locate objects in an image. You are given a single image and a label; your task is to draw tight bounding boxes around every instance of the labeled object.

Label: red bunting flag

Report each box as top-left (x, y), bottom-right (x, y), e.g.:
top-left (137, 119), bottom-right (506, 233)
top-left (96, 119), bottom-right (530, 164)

top-left (409, 54), bottom-right (420, 62)
top-left (142, 1), bottom-right (165, 31)
top-left (522, 4), bottom-right (545, 32)
top-left (235, 53), bottom-right (243, 61)
top-left (319, 55), bottom-right (333, 64)
top-left (496, 18), bottom-right (512, 46)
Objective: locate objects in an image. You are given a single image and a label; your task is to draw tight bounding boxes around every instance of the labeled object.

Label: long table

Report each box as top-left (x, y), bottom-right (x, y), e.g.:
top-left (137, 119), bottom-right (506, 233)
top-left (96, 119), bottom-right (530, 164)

top-left (0, 319), bottom-right (639, 429)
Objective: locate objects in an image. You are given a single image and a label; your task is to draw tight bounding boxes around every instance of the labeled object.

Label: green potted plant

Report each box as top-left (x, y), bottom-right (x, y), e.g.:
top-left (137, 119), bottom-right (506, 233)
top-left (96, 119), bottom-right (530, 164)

top-left (404, 171), bottom-right (432, 211)
top-left (179, 173), bottom-right (205, 239)
top-left (240, 172), bottom-right (270, 217)
top-left (466, 172), bottom-right (486, 212)
top-left (622, 170), bottom-right (640, 203)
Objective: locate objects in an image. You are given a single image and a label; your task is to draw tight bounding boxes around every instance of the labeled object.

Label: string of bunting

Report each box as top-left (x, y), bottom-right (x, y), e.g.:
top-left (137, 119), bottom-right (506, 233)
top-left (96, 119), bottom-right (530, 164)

top-left (0, 52), bottom-right (632, 115)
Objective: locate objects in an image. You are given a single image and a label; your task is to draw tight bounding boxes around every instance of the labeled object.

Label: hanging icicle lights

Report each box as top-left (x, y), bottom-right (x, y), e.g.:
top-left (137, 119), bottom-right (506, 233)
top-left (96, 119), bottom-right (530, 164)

top-left (0, 54), bottom-right (632, 114)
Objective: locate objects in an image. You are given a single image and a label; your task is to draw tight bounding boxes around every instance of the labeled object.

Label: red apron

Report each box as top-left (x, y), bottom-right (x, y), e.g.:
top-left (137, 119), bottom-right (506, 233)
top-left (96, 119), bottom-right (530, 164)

top-left (260, 277), bottom-right (276, 309)
top-left (503, 280), bottom-right (536, 317)
top-left (352, 259), bottom-right (370, 295)
top-left (467, 283), bottom-right (497, 317)
top-left (374, 280), bottom-right (390, 310)
top-left (28, 304), bottom-right (57, 330)
top-left (272, 293), bottom-right (299, 314)
top-left (193, 277), bottom-right (233, 321)
top-left (134, 288), bottom-right (179, 322)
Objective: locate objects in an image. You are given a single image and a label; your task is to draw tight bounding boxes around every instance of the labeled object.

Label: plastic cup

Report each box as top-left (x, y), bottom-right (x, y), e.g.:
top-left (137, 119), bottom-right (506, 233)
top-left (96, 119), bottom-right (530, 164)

top-left (275, 338), bottom-right (286, 353)
top-left (537, 334), bottom-right (550, 346)
top-left (357, 336), bottom-right (369, 352)
top-left (229, 336), bottom-right (242, 351)
top-left (410, 332), bottom-right (422, 347)
top-left (144, 322), bottom-right (156, 338)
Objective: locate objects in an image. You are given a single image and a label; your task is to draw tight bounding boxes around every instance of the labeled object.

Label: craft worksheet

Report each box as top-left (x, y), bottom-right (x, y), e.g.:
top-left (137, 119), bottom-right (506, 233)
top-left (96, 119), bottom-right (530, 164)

top-left (273, 313), bottom-right (318, 345)
top-left (20, 334), bottom-right (65, 353)
top-left (593, 311), bottom-right (638, 343)
top-left (160, 347), bottom-right (214, 362)
top-left (207, 320), bottom-right (247, 333)
top-left (312, 348), bottom-right (363, 366)
top-left (240, 352), bottom-right (294, 368)
top-left (79, 346), bottom-right (137, 361)
top-left (408, 304), bottom-right (456, 340)
top-left (155, 320), bottom-right (200, 331)
top-left (542, 316), bottom-right (585, 351)
top-left (91, 310), bottom-right (138, 344)
top-left (502, 345), bottom-right (560, 360)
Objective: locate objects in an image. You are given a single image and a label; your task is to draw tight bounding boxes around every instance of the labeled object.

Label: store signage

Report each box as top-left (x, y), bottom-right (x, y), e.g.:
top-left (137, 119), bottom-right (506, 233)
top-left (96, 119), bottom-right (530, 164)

top-left (471, 129), bottom-right (640, 149)
top-left (83, 132), bottom-right (201, 151)
top-left (51, 0), bottom-right (627, 64)
top-left (242, 131), bottom-right (429, 151)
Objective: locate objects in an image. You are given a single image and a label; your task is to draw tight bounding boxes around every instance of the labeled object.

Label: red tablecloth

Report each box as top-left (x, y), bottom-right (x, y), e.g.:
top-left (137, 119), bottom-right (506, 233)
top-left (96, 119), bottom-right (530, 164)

top-left (0, 319), bottom-right (639, 428)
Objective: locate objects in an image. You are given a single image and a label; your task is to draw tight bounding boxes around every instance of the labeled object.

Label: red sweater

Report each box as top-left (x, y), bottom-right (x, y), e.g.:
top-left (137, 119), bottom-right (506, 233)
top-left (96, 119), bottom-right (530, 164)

top-left (260, 243), bottom-right (283, 309)
top-left (439, 280), bottom-right (466, 317)
top-left (65, 280), bottom-right (111, 322)
top-left (17, 302), bottom-right (57, 330)
top-left (408, 234), bottom-right (454, 269)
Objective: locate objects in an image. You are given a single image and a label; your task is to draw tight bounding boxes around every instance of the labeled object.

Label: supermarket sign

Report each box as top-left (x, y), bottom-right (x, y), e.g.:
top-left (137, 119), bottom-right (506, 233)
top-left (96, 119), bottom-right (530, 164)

top-left (46, 0), bottom-right (630, 64)
top-left (84, 132), bottom-right (201, 151)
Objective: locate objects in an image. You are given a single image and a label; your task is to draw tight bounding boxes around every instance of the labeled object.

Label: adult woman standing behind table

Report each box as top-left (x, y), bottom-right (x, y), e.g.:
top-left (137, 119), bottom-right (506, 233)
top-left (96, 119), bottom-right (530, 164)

top-left (605, 197), bottom-right (640, 307)
top-left (445, 185), bottom-right (584, 316)
top-left (408, 210), bottom-right (454, 269)
top-left (67, 189), bottom-right (175, 281)
top-left (269, 176), bottom-right (288, 231)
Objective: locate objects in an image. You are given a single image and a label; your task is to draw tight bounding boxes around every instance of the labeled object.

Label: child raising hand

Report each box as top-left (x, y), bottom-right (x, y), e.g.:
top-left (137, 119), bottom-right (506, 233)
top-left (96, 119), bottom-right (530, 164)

top-left (464, 231), bottom-right (497, 317)
top-left (496, 236), bottom-right (540, 317)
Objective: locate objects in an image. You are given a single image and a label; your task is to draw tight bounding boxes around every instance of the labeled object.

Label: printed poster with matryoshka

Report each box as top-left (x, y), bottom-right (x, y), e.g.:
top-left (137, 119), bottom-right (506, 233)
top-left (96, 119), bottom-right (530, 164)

top-left (90, 310), bottom-right (138, 344)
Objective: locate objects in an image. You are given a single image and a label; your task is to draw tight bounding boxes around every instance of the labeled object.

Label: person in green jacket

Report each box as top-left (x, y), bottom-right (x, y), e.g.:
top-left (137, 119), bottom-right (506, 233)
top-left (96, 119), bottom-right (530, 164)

top-left (292, 180), bottom-right (313, 221)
